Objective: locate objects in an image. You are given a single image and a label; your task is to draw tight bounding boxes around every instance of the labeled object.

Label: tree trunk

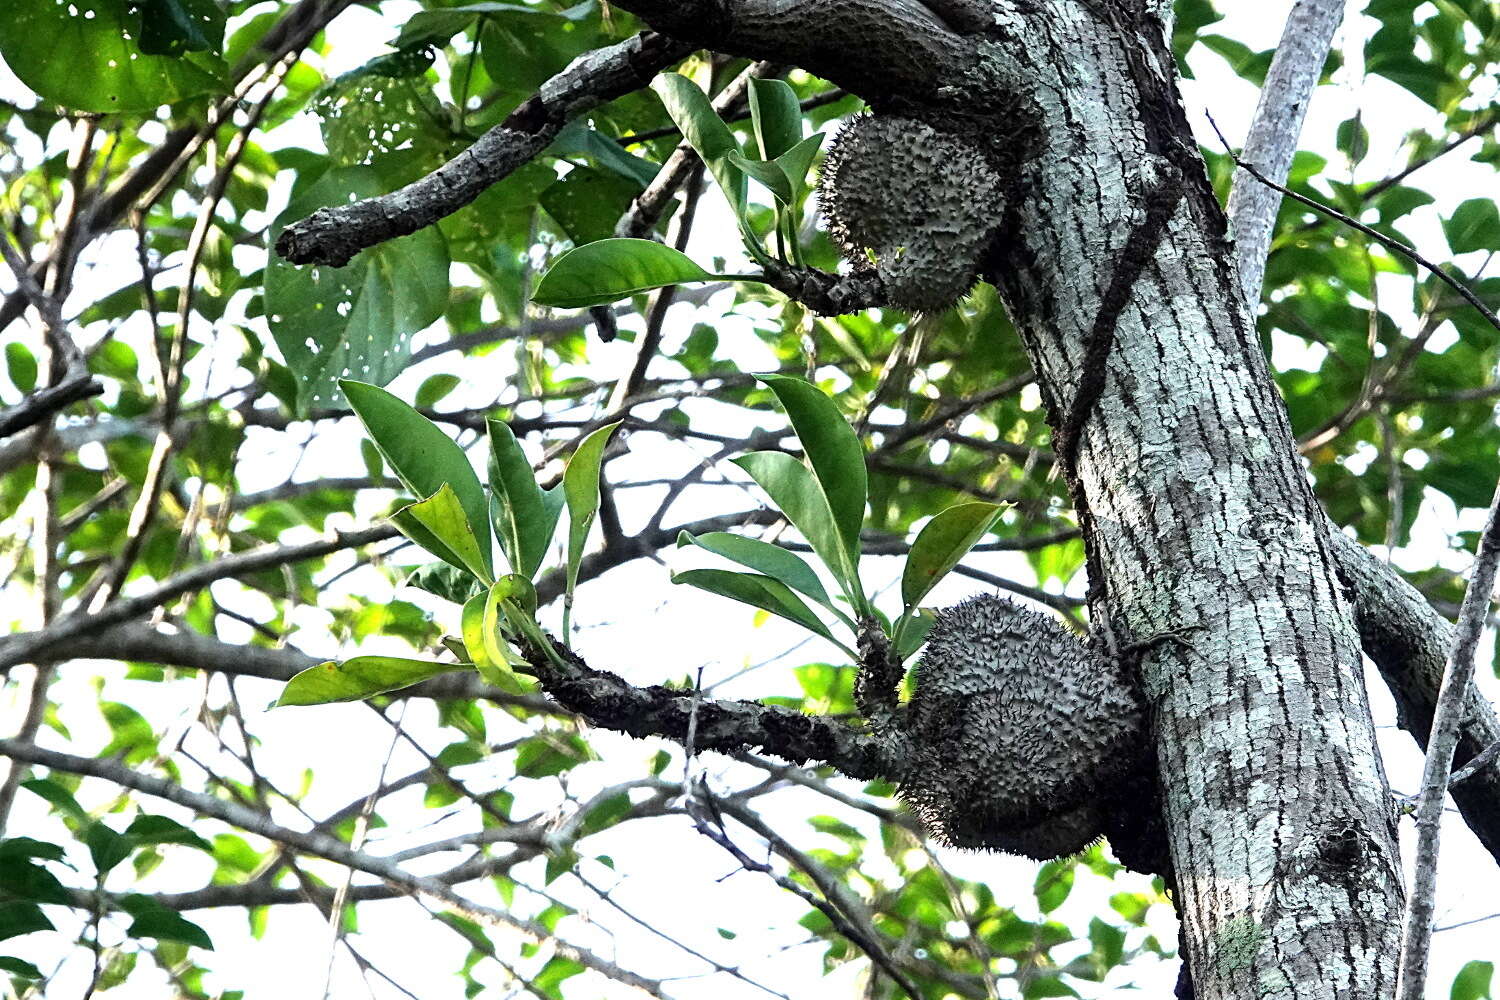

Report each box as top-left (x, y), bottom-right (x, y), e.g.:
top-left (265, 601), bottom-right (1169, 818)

top-left (977, 7), bottom-right (1404, 997)
top-left (281, 0), bottom-right (1417, 993)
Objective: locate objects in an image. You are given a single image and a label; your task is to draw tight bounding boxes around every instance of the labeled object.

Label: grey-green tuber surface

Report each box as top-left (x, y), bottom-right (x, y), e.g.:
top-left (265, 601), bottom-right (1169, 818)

top-left (899, 595), bottom-right (1148, 860)
top-left (818, 113), bottom-right (1007, 313)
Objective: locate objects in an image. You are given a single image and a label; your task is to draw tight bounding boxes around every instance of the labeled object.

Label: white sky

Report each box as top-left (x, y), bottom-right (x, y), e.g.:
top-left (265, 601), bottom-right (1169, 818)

top-left (2, 0), bottom-right (1498, 997)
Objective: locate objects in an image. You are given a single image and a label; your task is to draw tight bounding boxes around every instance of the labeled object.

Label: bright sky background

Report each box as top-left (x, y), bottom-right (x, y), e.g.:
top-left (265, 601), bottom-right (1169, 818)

top-left (2, 0), bottom-right (1498, 996)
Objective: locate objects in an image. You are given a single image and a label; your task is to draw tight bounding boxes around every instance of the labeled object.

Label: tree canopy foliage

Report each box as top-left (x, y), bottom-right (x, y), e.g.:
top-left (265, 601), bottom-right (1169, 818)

top-left (0, 0), bottom-right (1496, 997)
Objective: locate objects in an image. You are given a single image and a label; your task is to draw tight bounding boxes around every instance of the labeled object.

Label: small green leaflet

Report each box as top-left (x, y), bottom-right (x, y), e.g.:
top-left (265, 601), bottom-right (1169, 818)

top-left (533, 239), bottom-right (728, 309)
top-left (901, 502), bottom-right (1005, 609)
top-left (277, 656), bottom-right (469, 707)
top-left (392, 484), bottom-right (494, 583)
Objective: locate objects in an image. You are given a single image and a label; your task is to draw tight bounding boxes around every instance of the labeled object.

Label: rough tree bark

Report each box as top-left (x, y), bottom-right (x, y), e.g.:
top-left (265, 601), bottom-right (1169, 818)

top-left (268, 1), bottom-right (1500, 996)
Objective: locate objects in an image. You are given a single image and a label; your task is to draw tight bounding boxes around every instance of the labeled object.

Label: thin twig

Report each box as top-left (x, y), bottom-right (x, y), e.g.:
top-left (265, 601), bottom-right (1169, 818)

top-left (1207, 113), bottom-right (1500, 337)
top-left (1395, 476), bottom-right (1500, 999)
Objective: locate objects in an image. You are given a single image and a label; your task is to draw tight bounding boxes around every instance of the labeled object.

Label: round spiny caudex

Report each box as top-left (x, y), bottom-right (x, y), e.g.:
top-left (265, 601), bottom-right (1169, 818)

top-left (818, 113), bottom-right (1006, 314)
top-left (900, 594), bottom-right (1147, 860)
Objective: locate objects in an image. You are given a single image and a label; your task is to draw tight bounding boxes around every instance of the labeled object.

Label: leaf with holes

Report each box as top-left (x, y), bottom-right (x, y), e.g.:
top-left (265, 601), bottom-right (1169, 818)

top-left (0, 0), bottom-right (226, 113)
top-left (266, 166), bottom-right (449, 413)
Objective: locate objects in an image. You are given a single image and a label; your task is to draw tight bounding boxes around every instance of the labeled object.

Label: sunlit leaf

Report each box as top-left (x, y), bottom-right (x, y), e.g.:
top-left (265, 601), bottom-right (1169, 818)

top-left (278, 656), bottom-right (468, 707)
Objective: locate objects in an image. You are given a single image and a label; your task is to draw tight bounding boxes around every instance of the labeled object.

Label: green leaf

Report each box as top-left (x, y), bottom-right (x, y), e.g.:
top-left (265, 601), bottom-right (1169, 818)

top-left (414, 373), bottom-right (461, 409)
top-left (901, 502), bottom-right (1004, 608)
top-left (893, 609), bottom-right (936, 659)
top-left (0, 903), bottom-right (51, 943)
top-left (86, 823), bottom-right (132, 876)
top-left (0, 957), bottom-right (42, 980)
top-left (4, 343), bottom-right (37, 393)
top-left (671, 569), bottom-right (847, 650)
top-left (20, 779), bottom-right (87, 826)
top-left (733, 451), bottom-right (863, 607)
top-left (0, 838), bottom-right (65, 863)
top-left (748, 78), bottom-right (802, 160)
top-left (120, 897), bottom-right (213, 950)
top-left (392, 483), bottom-right (493, 583)
top-left (266, 167), bottom-right (450, 412)
top-left (1445, 198), bottom-right (1500, 254)
top-left (532, 239), bottom-right (719, 309)
top-left (651, 73), bottom-right (747, 215)
top-left (775, 133), bottom-right (826, 204)
top-left (487, 418), bottom-right (555, 578)
top-left (124, 815), bottom-right (213, 854)
top-left (0, 0), bottom-right (226, 112)
top-left (676, 530), bottom-right (848, 624)
top-left (277, 656), bottom-right (468, 707)
top-left (136, 0), bottom-right (221, 55)
top-left (1453, 961), bottom-right (1495, 1000)
top-left (541, 167), bottom-right (645, 246)
top-left (726, 151), bottom-right (794, 206)
top-left (563, 421), bottom-right (621, 626)
top-left (343, 380), bottom-right (491, 576)
top-left (404, 562), bottom-right (485, 604)
top-left (758, 376), bottom-right (867, 563)
top-left (0, 858), bottom-right (69, 905)
top-left (1033, 860), bottom-right (1075, 913)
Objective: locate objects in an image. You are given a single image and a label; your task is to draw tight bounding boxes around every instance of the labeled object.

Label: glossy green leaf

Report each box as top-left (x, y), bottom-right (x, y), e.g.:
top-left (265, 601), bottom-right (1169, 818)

top-left (563, 422), bottom-right (622, 625)
top-left (487, 418), bottom-right (554, 578)
top-left (86, 824), bottom-right (132, 876)
top-left (119, 896), bottom-right (213, 950)
top-left (733, 451), bottom-right (862, 607)
top-left (343, 380), bottom-right (491, 575)
top-left (1453, 961), bottom-right (1495, 1000)
top-left (671, 569), bottom-right (846, 650)
top-left (894, 609), bottom-right (936, 659)
top-left (775, 133), bottom-right (826, 203)
top-left (0, 957), bottom-right (42, 979)
top-left (901, 502), bottom-right (1004, 608)
top-left (267, 167), bottom-right (450, 412)
top-left (1034, 859), bottom-right (1075, 913)
top-left (0, 903), bottom-right (52, 943)
top-left (0, 858), bottom-right (69, 905)
top-left (392, 483), bottom-right (493, 583)
top-left (1445, 198), bottom-right (1500, 254)
top-left (757, 375), bottom-right (868, 581)
top-left (414, 373), bottom-right (461, 409)
top-left (277, 656), bottom-right (468, 707)
top-left (533, 239), bottom-right (719, 309)
top-left (677, 530), bottom-right (848, 624)
top-left (124, 815), bottom-right (213, 854)
top-left (0, 0), bottom-right (226, 112)
top-left (651, 73), bottom-right (747, 215)
top-left (726, 151), bottom-right (794, 206)
top-left (405, 562), bottom-right (485, 604)
top-left (748, 78), bottom-right (802, 160)
top-left (4, 343), bottom-right (37, 393)
top-left (461, 592), bottom-right (494, 669)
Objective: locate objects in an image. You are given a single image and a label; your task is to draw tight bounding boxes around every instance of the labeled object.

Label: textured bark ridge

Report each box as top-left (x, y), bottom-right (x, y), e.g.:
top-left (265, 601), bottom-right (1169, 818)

top-left (901, 595), bottom-right (1146, 860)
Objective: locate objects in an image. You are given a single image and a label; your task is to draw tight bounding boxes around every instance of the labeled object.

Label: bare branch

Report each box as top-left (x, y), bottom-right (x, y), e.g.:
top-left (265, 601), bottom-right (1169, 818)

top-left (522, 638), bottom-right (908, 782)
top-left (1396, 477), bottom-right (1500, 999)
top-left (0, 738), bottom-right (669, 998)
top-left (1224, 0), bottom-right (1344, 306)
top-left (274, 32), bottom-right (693, 267)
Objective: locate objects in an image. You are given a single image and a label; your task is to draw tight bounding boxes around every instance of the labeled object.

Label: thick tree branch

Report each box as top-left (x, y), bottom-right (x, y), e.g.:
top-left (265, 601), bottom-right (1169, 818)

top-left (274, 32), bottom-right (693, 267)
top-left (1329, 528), bottom-right (1500, 865)
top-left (1223, 0), bottom-right (1344, 307)
top-left (0, 525), bottom-right (397, 670)
top-left (522, 639), bottom-right (908, 782)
